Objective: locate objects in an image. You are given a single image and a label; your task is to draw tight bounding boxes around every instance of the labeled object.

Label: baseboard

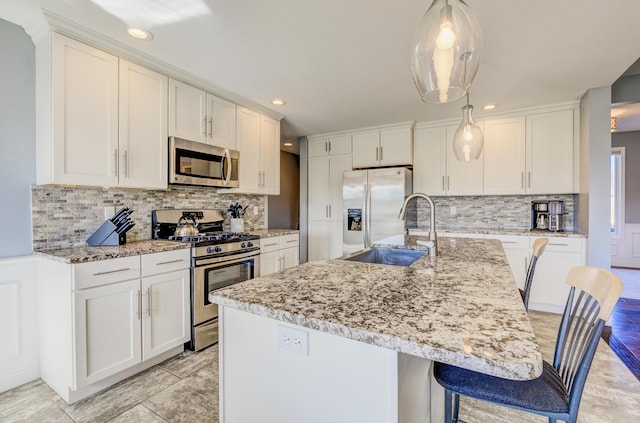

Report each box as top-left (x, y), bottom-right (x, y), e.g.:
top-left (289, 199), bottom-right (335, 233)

top-left (0, 366), bottom-right (40, 394)
top-left (528, 302), bottom-right (564, 314)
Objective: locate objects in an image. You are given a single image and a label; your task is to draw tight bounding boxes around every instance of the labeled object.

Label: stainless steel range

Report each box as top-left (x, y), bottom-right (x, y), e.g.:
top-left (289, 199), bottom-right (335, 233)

top-left (152, 209), bottom-right (260, 351)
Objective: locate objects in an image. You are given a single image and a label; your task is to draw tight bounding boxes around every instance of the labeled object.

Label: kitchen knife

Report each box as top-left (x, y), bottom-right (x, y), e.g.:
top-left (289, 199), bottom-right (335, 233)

top-left (112, 208), bottom-right (133, 227)
top-left (116, 220), bottom-right (135, 234)
top-left (110, 207), bottom-right (128, 223)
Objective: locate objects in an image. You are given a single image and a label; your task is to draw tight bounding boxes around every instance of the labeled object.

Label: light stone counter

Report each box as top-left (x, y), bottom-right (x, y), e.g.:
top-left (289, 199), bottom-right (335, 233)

top-left (34, 240), bottom-right (189, 264)
top-left (250, 228), bottom-right (299, 238)
top-left (211, 236), bottom-right (543, 381)
top-left (410, 227), bottom-right (586, 238)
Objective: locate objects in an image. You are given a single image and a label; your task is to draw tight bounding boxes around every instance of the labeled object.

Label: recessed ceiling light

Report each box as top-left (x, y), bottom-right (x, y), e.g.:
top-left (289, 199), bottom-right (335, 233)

top-left (127, 28), bottom-right (154, 40)
top-left (283, 142), bottom-right (293, 147)
top-left (271, 99), bottom-right (286, 106)
top-left (483, 104), bottom-right (496, 110)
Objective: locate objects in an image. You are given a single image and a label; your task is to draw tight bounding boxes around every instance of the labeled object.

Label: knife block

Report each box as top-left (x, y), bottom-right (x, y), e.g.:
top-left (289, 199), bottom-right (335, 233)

top-left (87, 221), bottom-right (126, 246)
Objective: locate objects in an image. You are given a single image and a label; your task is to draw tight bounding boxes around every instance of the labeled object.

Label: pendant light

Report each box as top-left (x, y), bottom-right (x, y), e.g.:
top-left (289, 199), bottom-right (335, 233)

top-left (411, 0), bottom-right (482, 103)
top-left (453, 92), bottom-right (483, 161)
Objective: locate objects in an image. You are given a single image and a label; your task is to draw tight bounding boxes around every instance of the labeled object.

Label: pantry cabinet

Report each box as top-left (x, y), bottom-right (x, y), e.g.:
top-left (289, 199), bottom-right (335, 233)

top-left (308, 221), bottom-right (344, 261)
top-left (36, 33), bottom-right (168, 189)
top-left (168, 79), bottom-right (237, 149)
top-left (413, 124), bottom-right (483, 196)
top-left (260, 234), bottom-right (300, 277)
top-left (234, 107), bottom-right (281, 195)
top-left (352, 124), bottom-right (413, 168)
top-left (37, 249), bottom-right (190, 404)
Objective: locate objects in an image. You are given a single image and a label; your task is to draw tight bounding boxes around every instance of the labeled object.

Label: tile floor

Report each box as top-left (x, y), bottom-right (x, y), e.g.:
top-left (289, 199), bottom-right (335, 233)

top-left (1, 311), bottom-right (639, 422)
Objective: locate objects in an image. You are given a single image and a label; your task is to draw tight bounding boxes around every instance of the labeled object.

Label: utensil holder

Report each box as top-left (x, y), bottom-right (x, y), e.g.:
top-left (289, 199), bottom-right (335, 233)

top-left (87, 221), bottom-right (126, 246)
top-left (230, 218), bottom-right (244, 233)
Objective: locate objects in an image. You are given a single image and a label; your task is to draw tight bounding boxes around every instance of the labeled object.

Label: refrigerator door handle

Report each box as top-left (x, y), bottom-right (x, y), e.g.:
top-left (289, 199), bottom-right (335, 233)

top-left (366, 183), bottom-right (372, 248)
top-left (362, 183), bottom-right (368, 248)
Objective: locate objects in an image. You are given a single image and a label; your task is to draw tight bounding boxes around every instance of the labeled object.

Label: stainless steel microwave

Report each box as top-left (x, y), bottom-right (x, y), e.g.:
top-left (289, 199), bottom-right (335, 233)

top-left (169, 137), bottom-right (239, 188)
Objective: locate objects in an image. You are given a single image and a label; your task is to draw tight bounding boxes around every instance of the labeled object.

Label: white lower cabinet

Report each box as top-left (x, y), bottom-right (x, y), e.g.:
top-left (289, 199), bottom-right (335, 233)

top-left (484, 234), bottom-right (530, 290)
top-left (38, 249), bottom-right (190, 404)
top-left (529, 237), bottom-right (586, 312)
top-left (308, 221), bottom-right (344, 261)
top-left (260, 234), bottom-right (300, 277)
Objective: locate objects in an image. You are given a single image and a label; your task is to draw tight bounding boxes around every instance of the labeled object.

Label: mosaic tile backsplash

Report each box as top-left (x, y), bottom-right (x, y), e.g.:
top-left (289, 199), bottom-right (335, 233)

top-left (31, 185), bottom-right (265, 250)
top-left (405, 194), bottom-right (576, 232)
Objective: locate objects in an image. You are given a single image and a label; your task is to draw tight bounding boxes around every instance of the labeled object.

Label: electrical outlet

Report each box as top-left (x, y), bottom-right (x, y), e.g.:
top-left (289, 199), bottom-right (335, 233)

top-left (253, 206), bottom-right (259, 215)
top-left (450, 206), bottom-right (457, 216)
top-left (277, 325), bottom-right (309, 355)
top-left (104, 206), bottom-right (115, 221)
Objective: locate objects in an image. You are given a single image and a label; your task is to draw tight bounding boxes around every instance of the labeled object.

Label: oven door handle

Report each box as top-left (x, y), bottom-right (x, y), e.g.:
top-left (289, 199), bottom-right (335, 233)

top-left (195, 249), bottom-right (260, 268)
top-left (222, 148), bottom-right (232, 186)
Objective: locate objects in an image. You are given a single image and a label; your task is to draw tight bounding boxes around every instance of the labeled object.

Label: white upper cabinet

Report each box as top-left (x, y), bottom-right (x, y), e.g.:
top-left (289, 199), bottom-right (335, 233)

top-left (38, 33), bottom-right (119, 186)
top-left (118, 60), bottom-right (168, 190)
top-left (308, 135), bottom-right (352, 157)
top-left (168, 79), bottom-right (207, 143)
top-left (234, 107), bottom-right (281, 195)
top-left (168, 80), bottom-right (237, 149)
top-left (526, 109), bottom-right (575, 194)
top-left (352, 124), bottom-right (413, 168)
top-left (413, 124), bottom-right (483, 196)
top-left (483, 117), bottom-right (526, 195)
top-left (36, 33), bottom-right (168, 189)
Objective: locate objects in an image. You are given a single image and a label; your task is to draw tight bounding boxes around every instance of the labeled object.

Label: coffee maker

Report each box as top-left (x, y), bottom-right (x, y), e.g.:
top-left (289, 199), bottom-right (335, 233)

top-left (531, 201), bottom-right (549, 230)
top-left (531, 200), bottom-right (565, 232)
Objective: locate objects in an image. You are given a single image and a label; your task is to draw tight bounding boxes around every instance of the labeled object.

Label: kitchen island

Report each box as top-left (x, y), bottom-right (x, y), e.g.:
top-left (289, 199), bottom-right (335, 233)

top-left (210, 237), bottom-right (543, 423)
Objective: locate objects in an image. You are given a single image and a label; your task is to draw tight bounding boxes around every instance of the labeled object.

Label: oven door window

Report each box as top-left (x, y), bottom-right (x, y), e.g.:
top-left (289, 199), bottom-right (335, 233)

top-left (204, 259), bottom-right (254, 305)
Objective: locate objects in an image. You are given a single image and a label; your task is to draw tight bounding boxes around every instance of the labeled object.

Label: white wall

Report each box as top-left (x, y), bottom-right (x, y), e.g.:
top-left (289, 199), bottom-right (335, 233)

top-left (0, 18), bottom-right (35, 258)
top-left (579, 87), bottom-right (612, 268)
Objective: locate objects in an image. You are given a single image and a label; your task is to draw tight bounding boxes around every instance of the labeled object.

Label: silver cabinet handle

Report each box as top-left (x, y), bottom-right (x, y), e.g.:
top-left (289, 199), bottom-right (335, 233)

top-left (521, 172), bottom-right (524, 189)
top-left (203, 115), bottom-right (207, 137)
top-left (328, 141), bottom-right (332, 153)
top-left (156, 259), bottom-right (185, 265)
top-left (93, 267), bottom-right (131, 276)
top-left (380, 146), bottom-right (383, 161)
top-left (549, 243), bottom-right (569, 247)
top-left (285, 239), bottom-right (298, 243)
top-left (376, 147), bottom-right (379, 161)
top-left (208, 117), bottom-right (213, 138)
top-left (264, 242), bottom-right (278, 247)
top-left (114, 149), bottom-right (118, 177)
top-left (528, 171), bottom-right (531, 188)
top-left (137, 289), bottom-right (142, 320)
top-left (502, 241), bottom-right (517, 244)
top-left (328, 205), bottom-right (331, 218)
top-left (123, 150), bottom-right (128, 177)
top-left (442, 176), bottom-right (445, 191)
top-left (325, 141), bottom-right (328, 152)
top-left (147, 286), bottom-right (152, 317)
top-left (447, 176), bottom-right (451, 191)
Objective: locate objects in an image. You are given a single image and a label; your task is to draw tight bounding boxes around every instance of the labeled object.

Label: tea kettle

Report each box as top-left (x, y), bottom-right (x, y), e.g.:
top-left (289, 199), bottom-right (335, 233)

top-left (175, 216), bottom-right (199, 237)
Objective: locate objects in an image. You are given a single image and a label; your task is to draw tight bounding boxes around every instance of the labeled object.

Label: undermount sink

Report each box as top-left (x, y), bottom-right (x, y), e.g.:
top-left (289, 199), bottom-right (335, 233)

top-left (342, 248), bottom-right (426, 267)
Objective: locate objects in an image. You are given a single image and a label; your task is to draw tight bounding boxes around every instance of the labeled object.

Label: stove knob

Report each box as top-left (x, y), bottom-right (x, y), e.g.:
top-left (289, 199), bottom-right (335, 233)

top-left (207, 247), bottom-right (215, 254)
top-left (247, 241), bottom-right (254, 248)
top-left (241, 242), bottom-right (246, 248)
top-left (215, 246), bottom-right (222, 253)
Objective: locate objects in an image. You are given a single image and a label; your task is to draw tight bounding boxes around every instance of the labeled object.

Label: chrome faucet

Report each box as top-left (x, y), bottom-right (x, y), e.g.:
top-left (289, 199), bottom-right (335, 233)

top-left (398, 193), bottom-right (437, 256)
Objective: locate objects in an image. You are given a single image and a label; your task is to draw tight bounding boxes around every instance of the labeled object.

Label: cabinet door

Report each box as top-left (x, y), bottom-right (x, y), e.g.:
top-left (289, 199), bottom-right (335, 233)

top-left (352, 131), bottom-right (380, 168)
top-left (328, 135), bottom-right (352, 156)
top-left (308, 158), bottom-right (331, 221)
top-left (73, 280), bottom-right (141, 388)
top-left (446, 124), bottom-right (484, 195)
top-left (329, 221), bottom-right (345, 259)
top-left (142, 269), bottom-right (190, 360)
top-left (483, 117), bottom-right (526, 195)
top-left (329, 155), bottom-right (353, 221)
top-left (260, 114), bottom-right (281, 195)
top-left (260, 250), bottom-right (281, 277)
top-left (236, 107), bottom-right (261, 192)
top-left (526, 110), bottom-right (574, 194)
top-left (168, 79), bottom-right (207, 143)
top-left (413, 127), bottom-right (447, 196)
top-left (308, 221), bottom-right (332, 260)
top-left (207, 94), bottom-right (236, 149)
top-left (51, 34), bottom-right (118, 186)
top-left (281, 246), bottom-right (300, 270)
top-left (118, 60), bottom-right (168, 189)
top-left (380, 127), bottom-right (412, 166)
top-left (308, 138), bottom-right (330, 158)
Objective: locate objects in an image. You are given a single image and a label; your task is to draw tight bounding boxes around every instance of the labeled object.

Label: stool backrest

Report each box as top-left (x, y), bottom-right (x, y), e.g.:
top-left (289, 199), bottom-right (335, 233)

top-left (554, 266), bottom-right (623, 417)
top-left (522, 238), bottom-right (549, 309)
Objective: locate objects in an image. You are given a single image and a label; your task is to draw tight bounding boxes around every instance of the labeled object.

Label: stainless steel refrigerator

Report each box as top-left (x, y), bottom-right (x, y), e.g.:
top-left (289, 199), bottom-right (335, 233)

top-left (343, 168), bottom-right (412, 255)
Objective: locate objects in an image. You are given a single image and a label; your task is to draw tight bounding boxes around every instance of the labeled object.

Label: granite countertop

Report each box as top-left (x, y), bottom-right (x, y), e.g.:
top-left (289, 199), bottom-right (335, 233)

top-left (211, 236), bottom-right (543, 381)
top-left (410, 227), bottom-right (586, 238)
top-left (34, 240), bottom-right (190, 264)
top-left (251, 229), bottom-right (299, 238)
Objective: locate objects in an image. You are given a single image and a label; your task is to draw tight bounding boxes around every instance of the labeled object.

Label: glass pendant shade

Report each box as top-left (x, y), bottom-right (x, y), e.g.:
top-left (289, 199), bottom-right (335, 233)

top-left (453, 103), bottom-right (483, 162)
top-left (411, 0), bottom-right (483, 103)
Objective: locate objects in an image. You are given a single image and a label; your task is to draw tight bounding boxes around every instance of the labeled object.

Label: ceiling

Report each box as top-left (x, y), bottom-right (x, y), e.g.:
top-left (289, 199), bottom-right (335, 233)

top-left (3, 0), bottom-right (640, 147)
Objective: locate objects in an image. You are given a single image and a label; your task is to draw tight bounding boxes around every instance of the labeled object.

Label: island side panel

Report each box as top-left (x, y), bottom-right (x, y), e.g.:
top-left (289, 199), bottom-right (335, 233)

top-left (219, 306), bottom-right (437, 423)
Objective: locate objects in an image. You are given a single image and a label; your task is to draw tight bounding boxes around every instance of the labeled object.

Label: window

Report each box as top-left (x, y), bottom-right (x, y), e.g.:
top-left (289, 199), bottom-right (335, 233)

top-left (610, 147), bottom-right (625, 237)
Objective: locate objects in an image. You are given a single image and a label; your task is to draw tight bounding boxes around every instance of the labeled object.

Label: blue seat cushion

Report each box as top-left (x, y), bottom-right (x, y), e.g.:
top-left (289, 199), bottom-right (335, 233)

top-left (433, 360), bottom-right (569, 414)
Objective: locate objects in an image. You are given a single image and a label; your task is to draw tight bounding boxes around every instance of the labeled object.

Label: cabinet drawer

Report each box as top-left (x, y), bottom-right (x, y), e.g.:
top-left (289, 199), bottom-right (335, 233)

top-left (535, 237), bottom-right (583, 253)
top-left (281, 234), bottom-right (300, 247)
top-left (260, 237), bottom-right (282, 253)
top-left (485, 234), bottom-right (529, 249)
top-left (142, 249), bottom-right (190, 277)
top-left (73, 256), bottom-right (140, 290)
